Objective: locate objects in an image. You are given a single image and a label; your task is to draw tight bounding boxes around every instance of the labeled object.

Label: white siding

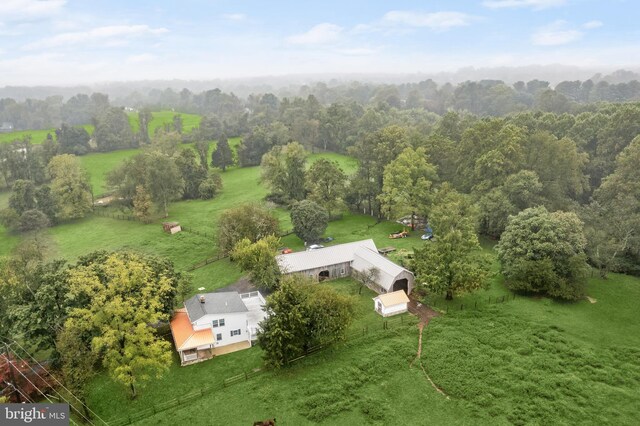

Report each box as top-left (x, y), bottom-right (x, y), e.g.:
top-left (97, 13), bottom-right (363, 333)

top-left (374, 300), bottom-right (408, 317)
top-left (193, 312), bottom-right (249, 347)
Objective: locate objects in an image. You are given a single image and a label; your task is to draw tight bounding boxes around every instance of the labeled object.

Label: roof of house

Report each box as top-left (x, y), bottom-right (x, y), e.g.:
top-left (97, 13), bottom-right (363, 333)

top-left (275, 239), bottom-right (377, 273)
top-left (170, 309), bottom-right (215, 351)
top-left (374, 290), bottom-right (410, 307)
top-left (184, 291), bottom-right (248, 322)
top-left (352, 247), bottom-right (414, 291)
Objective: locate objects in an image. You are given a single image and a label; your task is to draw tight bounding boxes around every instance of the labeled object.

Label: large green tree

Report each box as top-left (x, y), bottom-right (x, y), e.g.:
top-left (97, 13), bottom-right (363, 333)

top-left (378, 147), bottom-right (438, 228)
top-left (290, 200), bottom-right (329, 244)
top-left (496, 206), bottom-right (589, 300)
top-left (211, 134), bottom-right (234, 171)
top-left (63, 252), bottom-right (178, 398)
top-left (413, 188), bottom-right (491, 300)
top-left (306, 159), bottom-right (347, 219)
top-left (47, 154), bottom-right (93, 220)
top-left (217, 204), bottom-right (280, 254)
top-left (258, 275), bottom-right (355, 368)
top-left (261, 142), bottom-right (308, 203)
top-left (231, 235), bottom-right (281, 290)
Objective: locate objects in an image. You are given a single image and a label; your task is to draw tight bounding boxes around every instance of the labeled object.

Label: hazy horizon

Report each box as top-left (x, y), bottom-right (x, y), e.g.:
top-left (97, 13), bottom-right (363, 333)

top-left (1, 0), bottom-right (639, 86)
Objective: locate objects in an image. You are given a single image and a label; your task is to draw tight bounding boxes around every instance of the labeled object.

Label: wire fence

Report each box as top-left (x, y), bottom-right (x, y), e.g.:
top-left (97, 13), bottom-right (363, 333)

top-left (426, 292), bottom-right (518, 313)
top-left (106, 314), bottom-right (417, 426)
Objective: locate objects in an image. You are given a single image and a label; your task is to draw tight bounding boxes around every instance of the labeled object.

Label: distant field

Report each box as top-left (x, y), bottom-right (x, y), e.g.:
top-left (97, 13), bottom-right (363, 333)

top-left (0, 108), bottom-right (201, 145)
top-left (0, 124), bottom-right (94, 144)
top-left (127, 110), bottom-right (201, 137)
top-left (78, 148), bottom-right (141, 197)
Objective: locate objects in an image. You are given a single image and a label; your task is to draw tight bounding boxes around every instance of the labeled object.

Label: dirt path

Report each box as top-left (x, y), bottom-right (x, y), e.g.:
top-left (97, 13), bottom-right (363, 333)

top-left (408, 297), bottom-right (448, 398)
top-left (407, 298), bottom-right (440, 325)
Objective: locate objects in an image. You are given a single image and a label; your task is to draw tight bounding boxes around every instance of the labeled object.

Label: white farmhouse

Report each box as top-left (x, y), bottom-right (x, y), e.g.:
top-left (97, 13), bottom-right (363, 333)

top-left (170, 291), bottom-right (266, 366)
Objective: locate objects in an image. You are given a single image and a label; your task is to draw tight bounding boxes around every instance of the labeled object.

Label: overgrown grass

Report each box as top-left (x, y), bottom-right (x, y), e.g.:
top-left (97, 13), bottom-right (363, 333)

top-left (0, 125), bottom-right (94, 144)
top-left (87, 281), bottom-right (429, 425)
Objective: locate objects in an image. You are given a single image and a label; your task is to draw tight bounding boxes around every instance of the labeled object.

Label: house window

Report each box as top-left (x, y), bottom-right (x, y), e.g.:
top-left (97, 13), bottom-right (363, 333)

top-left (212, 318), bottom-right (225, 328)
top-left (230, 329), bottom-right (241, 337)
top-left (340, 268), bottom-right (345, 275)
top-left (216, 333), bottom-right (222, 341)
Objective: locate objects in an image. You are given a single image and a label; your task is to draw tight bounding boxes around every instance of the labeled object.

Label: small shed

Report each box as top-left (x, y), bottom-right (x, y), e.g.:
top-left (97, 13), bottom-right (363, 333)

top-left (162, 222), bottom-right (180, 233)
top-left (373, 290), bottom-right (410, 317)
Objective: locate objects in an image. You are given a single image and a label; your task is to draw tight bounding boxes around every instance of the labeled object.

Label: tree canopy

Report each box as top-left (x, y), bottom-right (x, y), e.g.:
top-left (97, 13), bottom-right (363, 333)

top-left (496, 206), bottom-right (589, 300)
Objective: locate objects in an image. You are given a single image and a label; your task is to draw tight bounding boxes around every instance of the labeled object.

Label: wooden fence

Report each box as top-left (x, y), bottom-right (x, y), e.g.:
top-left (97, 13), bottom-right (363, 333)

top-left (105, 315), bottom-right (417, 426)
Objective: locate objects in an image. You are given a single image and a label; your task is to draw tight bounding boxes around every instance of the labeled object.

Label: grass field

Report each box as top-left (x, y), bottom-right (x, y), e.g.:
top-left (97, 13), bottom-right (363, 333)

top-left (0, 108), bottom-right (200, 145)
top-left (127, 110), bottom-right (201, 137)
top-left (83, 267), bottom-right (640, 426)
top-left (2, 139), bottom-right (639, 425)
top-left (0, 124), bottom-right (94, 144)
top-left (78, 148), bottom-right (141, 197)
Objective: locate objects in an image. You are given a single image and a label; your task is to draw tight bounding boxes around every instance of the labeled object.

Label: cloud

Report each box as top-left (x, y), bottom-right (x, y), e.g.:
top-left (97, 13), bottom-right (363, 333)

top-left (127, 53), bottom-right (156, 63)
top-left (381, 11), bottom-right (475, 30)
top-left (482, 0), bottom-right (566, 10)
top-left (24, 24), bottom-right (169, 50)
top-left (531, 20), bottom-right (582, 46)
top-left (335, 47), bottom-right (377, 56)
top-left (287, 23), bottom-right (343, 45)
top-left (582, 20), bottom-right (603, 29)
top-left (0, 0), bottom-right (66, 21)
top-left (222, 13), bottom-right (246, 22)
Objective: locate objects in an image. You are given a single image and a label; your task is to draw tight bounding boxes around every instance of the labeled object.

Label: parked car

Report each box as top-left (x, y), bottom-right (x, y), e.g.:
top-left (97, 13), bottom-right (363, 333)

top-left (421, 234), bottom-right (433, 241)
top-left (281, 248), bottom-right (293, 254)
top-left (307, 244), bottom-right (324, 251)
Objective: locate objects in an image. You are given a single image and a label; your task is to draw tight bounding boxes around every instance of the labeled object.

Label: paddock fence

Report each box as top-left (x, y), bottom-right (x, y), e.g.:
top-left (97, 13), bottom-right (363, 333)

top-left (105, 314), bottom-right (418, 426)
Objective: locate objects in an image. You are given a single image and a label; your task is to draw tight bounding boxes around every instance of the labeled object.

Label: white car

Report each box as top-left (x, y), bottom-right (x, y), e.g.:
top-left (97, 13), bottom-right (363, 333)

top-left (307, 244), bottom-right (325, 251)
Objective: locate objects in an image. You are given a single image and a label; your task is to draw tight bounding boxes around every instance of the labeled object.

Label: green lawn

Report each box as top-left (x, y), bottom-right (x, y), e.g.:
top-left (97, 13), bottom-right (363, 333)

top-left (79, 148), bottom-right (141, 197)
top-left (127, 110), bottom-right (201, 137)
top-left (0, 125), bottom-right (94, 144)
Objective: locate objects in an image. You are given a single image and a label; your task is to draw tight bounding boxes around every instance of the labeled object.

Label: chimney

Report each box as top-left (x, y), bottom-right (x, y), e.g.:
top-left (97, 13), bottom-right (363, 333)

top-left (199, 295), bottom-right (205, 304)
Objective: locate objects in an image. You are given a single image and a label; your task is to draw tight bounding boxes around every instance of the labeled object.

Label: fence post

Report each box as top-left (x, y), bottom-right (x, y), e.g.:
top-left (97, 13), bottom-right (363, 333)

top-left (460, 304), bottom-right (463, 311)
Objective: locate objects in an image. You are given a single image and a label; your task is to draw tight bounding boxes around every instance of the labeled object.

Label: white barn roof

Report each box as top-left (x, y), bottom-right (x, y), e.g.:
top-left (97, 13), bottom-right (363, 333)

top-left (352, 246), bottom-right (414, 292)
top-left (276, 239), bottom-right (377, 273)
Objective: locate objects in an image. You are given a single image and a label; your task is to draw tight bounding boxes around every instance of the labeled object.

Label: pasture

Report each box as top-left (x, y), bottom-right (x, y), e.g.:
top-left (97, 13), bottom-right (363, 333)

top-left (2, 134), bottom-right (638, 425)
top-left (127, 110), bottom-right (201, 137)
top-left (0, 124), bottom-right (94, 144)
top-left (85, 268), bottom-right (640, 425)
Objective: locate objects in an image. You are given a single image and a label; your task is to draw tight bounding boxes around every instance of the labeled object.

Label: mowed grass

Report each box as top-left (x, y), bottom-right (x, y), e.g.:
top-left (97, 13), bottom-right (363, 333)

top-left (79, 148), bottom-right (141, 197)
top-left (127, 110), bottom-right (201, 137)
top-left (0, 125), bottom-right (94, 144)
top-left (41, 152), bottom-right (364, 292)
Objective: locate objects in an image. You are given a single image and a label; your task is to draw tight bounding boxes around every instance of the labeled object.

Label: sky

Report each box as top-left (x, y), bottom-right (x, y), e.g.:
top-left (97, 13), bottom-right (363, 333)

top-left (0, 0), bottom-right (638, 85)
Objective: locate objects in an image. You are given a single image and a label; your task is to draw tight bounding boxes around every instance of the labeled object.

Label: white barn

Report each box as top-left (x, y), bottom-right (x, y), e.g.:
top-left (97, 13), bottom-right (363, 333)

top-left (276, 239), bottom-right (414, 295)
top-left (373, 290), bottom-right (410, 317)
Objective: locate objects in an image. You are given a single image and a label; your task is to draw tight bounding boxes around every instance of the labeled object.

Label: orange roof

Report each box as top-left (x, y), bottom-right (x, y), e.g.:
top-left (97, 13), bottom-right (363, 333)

top-left (170, 308), bottom-right (215, 351)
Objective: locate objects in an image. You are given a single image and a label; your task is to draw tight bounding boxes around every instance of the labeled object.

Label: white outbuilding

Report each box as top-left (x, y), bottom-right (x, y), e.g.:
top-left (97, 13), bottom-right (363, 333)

top-left (373, 290), bottom-right (410, 317)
